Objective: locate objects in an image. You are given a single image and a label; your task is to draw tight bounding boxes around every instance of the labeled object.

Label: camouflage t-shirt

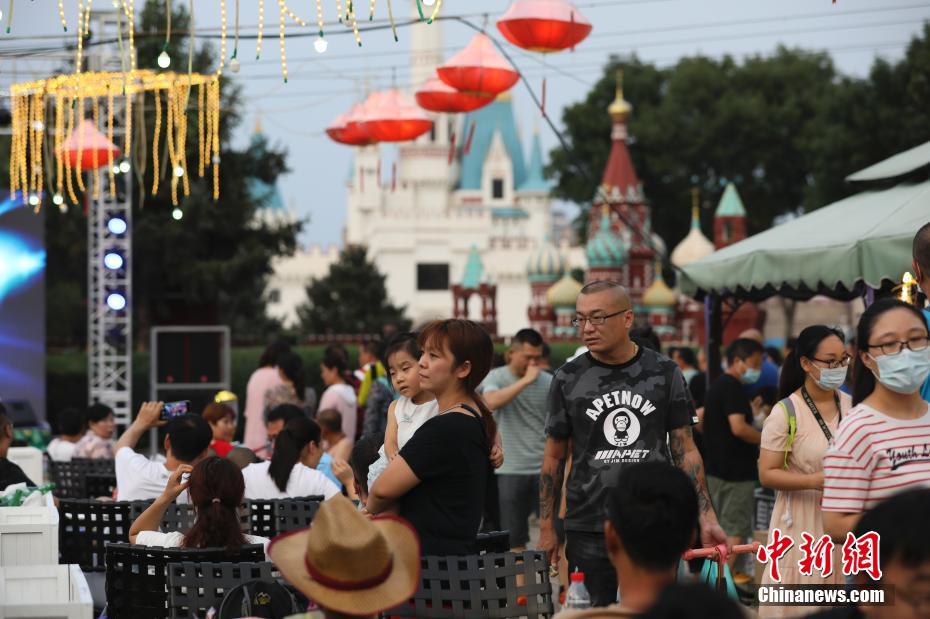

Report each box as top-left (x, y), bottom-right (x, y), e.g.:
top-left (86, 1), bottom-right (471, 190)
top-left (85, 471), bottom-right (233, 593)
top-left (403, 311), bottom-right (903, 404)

top-left (546, 347), bottom-right (698, 533)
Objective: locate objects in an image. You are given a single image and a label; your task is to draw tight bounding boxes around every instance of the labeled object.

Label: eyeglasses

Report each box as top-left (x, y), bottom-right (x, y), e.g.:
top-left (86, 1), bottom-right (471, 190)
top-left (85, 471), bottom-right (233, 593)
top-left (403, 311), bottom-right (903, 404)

top-left (867, 335), bottom-right (930, 356)
top-left (571, 309), bottom-right (630, 328)
top-left (809, 354), bottom-right (852, 369)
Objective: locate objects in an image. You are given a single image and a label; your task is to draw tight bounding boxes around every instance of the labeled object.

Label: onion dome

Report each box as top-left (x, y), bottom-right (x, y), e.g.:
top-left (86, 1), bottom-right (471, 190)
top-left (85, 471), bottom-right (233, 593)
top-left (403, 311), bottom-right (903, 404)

top-left (608, 70), bottom-right (632, 121)
top-left (642, 263), bottom-right (677, 308)
top-left (670, 204), bottom-right (715, 268)
top-left (527, 236), bottom-right (566, 283)
top-left (547, 273), bottom-right (583, 308)
top-left (586, 207), bottom-right (627, 268)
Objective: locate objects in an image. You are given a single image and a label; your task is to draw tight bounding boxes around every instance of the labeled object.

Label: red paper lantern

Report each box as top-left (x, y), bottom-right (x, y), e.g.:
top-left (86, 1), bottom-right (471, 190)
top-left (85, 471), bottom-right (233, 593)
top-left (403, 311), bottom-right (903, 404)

top-left (59, 119), bottom-right (121, 170)
top-left (496, 0), bottom-right (592, 53)
top-left (362, 89), bottom-right (433, 143)
top-left (437, 33), bottom-right (520, 96)
top-left (415, 74), bottom-right (495, 113)
top-left (326, 101), bottom-right (377, 146)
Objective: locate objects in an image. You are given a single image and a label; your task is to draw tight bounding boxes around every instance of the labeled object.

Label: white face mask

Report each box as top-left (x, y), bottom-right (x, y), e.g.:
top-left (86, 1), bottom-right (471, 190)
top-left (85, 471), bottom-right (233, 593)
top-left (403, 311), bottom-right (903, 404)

top-left (814, 366), bottom-right (848, 391)
top-left (869, 348), bottom-right (930, 394)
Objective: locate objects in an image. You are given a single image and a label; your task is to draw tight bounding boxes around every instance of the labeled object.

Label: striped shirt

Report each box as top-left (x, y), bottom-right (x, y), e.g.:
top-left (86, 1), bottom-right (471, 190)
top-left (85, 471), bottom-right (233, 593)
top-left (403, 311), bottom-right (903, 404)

top-left (822, 402), bottom-right (930, 513)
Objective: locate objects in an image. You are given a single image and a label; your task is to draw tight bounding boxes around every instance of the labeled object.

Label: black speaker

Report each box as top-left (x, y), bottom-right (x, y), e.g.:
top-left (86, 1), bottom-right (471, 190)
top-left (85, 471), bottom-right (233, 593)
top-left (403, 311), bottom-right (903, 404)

top-left (155, 331), bottom-right (225, 384)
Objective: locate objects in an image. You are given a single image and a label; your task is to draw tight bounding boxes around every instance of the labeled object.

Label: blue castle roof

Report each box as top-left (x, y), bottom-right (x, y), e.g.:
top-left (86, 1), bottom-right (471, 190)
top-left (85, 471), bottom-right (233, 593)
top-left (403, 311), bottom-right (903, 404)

top-left (248, 130), bottom-right (286, 212)
top-left (457, 97), bottom-right (527, 191)
top-left (520, 131), bottom-right (550, 192)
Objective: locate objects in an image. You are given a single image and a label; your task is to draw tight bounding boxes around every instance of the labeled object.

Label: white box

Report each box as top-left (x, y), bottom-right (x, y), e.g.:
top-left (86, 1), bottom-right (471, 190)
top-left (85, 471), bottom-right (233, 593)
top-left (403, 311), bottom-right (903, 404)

top-left (0, 564), bottom-right (92, 619)
top-left (0, 494), bottom-right (58, 566)
top-left (6, 447), bottom-right (44, 486)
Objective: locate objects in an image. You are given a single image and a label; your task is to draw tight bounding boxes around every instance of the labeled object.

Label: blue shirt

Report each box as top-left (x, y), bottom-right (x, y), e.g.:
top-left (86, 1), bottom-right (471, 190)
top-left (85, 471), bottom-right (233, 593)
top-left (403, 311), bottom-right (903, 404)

top-left (316, 452), bottom-right (343, 490)
top-left (922, 309), bottom-right (930, 403)
top-left (742, 358), bottom-right (780, 398)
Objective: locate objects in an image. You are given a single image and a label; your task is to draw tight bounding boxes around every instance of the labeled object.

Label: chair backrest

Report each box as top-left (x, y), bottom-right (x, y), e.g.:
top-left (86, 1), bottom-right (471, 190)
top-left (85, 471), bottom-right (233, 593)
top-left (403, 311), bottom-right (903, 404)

top-left (58, 499), bottom-right (136, 570)
top-left (49, 458), bottom-right (116, 499)
top-left (476, 531), bottom-right (511, 554)
top-left (105, 542), bottom-right (266, 619)
top-left (384, 550), bottom-right (554, 618)
top-left (167, 561), bottom-right (276, 618)
top-left (130, 500), bottom-right (197, 534)
top-left (243, 496), bottom-right (323, 537)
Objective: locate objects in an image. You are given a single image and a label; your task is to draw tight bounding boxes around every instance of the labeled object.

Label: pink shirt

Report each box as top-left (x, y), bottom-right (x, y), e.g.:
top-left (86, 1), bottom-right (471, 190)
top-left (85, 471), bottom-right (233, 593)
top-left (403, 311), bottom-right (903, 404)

top-left (822, 402), bottom-right (930, 513)
top-left (243, 366), bottom-right (283, 451)
top-left (319, 383), bottom-right (358, 442)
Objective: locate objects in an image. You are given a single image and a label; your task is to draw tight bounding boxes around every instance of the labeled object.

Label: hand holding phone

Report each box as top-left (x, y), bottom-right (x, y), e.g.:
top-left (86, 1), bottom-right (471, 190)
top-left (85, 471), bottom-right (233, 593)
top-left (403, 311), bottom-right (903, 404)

top-left (160, 400), bottom-right (192, 421)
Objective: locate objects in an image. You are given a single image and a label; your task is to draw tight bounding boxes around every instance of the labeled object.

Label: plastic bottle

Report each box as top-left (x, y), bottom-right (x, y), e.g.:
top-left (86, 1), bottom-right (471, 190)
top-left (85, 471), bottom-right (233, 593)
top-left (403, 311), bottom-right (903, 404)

top-left (564, 570), bottom-right (592, 609)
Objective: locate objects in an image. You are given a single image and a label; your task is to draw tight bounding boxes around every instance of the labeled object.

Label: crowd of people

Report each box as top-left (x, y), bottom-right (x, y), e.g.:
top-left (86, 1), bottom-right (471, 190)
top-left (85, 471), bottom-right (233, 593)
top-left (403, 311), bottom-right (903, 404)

top-left (1, 223), bottom-right (929, 617)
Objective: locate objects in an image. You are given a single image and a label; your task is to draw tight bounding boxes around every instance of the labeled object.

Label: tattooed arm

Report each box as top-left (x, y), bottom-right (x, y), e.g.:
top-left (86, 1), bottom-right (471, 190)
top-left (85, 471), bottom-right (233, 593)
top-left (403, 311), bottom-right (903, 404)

top-left (538, 436), bottom-right (568, 564)
top-left (669, 425), bottom-right (728, 548)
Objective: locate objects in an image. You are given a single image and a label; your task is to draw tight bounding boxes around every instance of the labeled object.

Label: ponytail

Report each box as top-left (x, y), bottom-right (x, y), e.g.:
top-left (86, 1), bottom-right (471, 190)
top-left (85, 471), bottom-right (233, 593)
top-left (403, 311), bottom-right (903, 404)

top-left (471, 392), bottom-right (497, 449)
top-left (777, 350), bottom-right (804, 400)
top-left (269, 417), bottom-right (320, 493)
top-left (183, 456), bottom-right (247, 550)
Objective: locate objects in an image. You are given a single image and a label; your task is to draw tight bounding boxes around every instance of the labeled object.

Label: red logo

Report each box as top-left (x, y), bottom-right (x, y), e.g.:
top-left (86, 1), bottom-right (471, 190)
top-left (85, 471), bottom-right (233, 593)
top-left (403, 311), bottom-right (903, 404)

top-left (798, 533), bottom-right (835, 578)
top-left (841, 531), bottom-right (882, 581)
top-left (756, 528), bottom-right (795, 582)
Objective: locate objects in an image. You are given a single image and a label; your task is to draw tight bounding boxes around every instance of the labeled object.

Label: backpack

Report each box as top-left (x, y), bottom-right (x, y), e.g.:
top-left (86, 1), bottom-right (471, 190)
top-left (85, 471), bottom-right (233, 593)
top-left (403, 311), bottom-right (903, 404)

top-left (776, 397), bottom-right (797, 470)
top-left (217, 579), bottom-right (299, 619)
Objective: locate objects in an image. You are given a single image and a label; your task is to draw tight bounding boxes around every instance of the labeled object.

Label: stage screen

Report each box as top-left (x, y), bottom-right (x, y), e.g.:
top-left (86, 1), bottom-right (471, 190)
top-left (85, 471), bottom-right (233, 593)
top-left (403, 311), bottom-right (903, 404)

top-left (0, 191), bottom-right (46, 422)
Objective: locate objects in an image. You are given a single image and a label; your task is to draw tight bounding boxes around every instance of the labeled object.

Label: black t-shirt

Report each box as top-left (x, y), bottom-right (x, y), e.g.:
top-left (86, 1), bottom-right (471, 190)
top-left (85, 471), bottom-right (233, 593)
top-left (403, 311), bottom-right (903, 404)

top-left (702, 374), bottom-right (758, 481)
top-left (546, 348), bottom-right (698, 533)
top-left (0, 457), bottom-right (35, 490)
top-left (399, 410), bottom-right (489, 556)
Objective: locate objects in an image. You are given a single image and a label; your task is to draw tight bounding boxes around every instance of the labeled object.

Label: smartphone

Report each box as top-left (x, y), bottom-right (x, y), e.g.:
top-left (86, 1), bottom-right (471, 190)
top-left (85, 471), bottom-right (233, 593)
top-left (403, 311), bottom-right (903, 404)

top-left (160, 400), bottom-right (191, 421)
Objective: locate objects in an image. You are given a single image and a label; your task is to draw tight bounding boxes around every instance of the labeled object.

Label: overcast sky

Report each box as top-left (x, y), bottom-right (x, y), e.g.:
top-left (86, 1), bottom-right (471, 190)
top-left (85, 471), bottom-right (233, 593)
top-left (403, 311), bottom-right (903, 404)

top-left (3, 0), bottom-right (928, 247)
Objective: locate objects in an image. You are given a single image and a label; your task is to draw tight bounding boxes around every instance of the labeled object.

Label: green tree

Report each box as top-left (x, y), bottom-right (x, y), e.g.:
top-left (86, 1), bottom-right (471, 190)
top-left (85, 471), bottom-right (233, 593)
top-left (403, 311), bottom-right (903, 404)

top-left (32, 0), bottom-right (303, 346)
top-left (297, 246), bottom-right (410, 335)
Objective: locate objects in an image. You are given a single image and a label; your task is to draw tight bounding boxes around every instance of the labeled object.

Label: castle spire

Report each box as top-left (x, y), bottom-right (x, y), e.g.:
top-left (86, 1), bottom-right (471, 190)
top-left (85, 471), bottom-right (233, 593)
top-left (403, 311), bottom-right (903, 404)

top-left (608, 69), bottom-right (633, 122)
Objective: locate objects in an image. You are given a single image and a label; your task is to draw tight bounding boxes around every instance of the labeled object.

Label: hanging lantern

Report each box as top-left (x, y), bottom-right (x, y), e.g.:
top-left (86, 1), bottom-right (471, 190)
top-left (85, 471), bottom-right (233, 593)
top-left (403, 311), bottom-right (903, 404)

top-left (60, 119), bottom-right (121, 170)
top-left (437, 33), bottom-right (520, 96)
top-left (326, 101), bottom-right (378, 146)
top-left (415, 73), bottom-right (495, 113)
top-left (362, 89), bottom-right (433, 143)
top-left (496, 0), bottom-right (592, 53)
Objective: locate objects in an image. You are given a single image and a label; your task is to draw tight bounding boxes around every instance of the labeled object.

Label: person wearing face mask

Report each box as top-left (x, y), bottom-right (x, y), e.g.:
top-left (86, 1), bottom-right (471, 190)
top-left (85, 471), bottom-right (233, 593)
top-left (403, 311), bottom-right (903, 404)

top-left (701, 337), bottom-right (765, 571)
top-left (912, 221), bottom-right (930, 403)
top-left (757, 326), bottom-right (852, 617)
top-left (822, 298), bottom-right (930, 541)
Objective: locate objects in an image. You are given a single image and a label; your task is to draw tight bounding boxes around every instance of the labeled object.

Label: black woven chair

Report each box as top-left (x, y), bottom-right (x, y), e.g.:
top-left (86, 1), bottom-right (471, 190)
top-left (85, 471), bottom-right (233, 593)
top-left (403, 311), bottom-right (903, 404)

top-left (105, 542), bottom-right (266, 619)
top-left (130, 500), bottom-right (197, 534)
top-left (167, 561), bottom-right (276, 618)
top-left (476, 530), bottom-right (511, 554)
top-left (58, 499), bottom-right (136, 570)
top-left (384, 550), bottom-right (554, 618)
top-left (49, 458), bottom-right (116, 499)
top-left (244, 496), bottom-right (324, 537)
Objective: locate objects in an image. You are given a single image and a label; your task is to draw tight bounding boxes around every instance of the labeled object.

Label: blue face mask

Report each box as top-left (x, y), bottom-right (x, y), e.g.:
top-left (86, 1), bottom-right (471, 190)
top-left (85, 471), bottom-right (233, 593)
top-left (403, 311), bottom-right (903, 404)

top-left (870, 348), bottom-right (930, 394)
top-left (815, 366), bottom-right (848, 391)
top-left (740, 366), bottom-right (761, 385)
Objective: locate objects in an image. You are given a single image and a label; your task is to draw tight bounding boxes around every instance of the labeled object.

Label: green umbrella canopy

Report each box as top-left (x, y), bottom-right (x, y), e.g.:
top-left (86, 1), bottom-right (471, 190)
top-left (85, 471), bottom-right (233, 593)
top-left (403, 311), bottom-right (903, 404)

top-left (680, 146), bottom-right (930, 302)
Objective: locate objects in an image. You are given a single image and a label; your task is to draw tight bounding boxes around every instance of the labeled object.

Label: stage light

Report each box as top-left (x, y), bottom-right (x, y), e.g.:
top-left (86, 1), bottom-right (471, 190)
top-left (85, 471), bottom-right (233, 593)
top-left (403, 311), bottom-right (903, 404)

top-left (171, 208), bottom-right (183, 220)
top-left (118, 160), bottom-right (131, 173)
top-left (104, 252), bottom-right (124, 270)
top-left (157, 50), bottom-right (171, 69)
top-left (314, 36), bottom-right (328, 54)
top-left (106, 292), bottom-right (127, 311)
top-left (107, 217), bottom-right (128, 235)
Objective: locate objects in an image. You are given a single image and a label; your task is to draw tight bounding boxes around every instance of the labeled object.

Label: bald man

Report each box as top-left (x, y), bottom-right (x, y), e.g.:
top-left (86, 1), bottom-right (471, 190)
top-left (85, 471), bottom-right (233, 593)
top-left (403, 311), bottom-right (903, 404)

top-left (539, 280), bottom-right (727, 607)
top-left (913, 221), bottom-right (930, 402)
top-left (736, 328), bottom-right (779, 397)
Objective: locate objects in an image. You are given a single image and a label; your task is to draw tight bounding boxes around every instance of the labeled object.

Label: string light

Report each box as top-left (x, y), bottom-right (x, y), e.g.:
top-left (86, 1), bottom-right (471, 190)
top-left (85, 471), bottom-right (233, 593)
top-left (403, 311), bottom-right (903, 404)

top-left (75, 0), bottom-right (85, 72)
top-left (427, 0), bottom-right (442, 24)
top-left (106, 87), bottom-right (116, 197)
top-left (256, 0), bottom-right (264, 58)
top-left (57, 0), bottom-right (67, 31)
top-left (152, 88), bottom-right (162, 195)
top-left (217, 0), bottom-right (227, 75)
top-left (369, 0), bottom-right (375, 21)
top-left (75, 97), bottom-right (86, 193)
top-left (172, 207), bottom-right (183, 220)
top-left (335, 0), bottom-right (343, 23)
top-left (348, 0), bottom-right (361, 47)
top-left (385, 0), bottom-right (398, 42)
top-left (158, 0), bottom-right (172, 69)
top-left (278, 0), bottom-right (288, 82)
top-left (314, 0), bottom-right (327, 52)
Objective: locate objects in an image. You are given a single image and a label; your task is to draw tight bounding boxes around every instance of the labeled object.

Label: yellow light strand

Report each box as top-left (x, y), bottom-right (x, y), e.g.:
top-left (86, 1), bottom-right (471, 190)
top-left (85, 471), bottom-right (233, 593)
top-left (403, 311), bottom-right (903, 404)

top-left (256, 0), bottom-right (264, 58)
top-left (349, 0), bottom-right (361, 47)
top-left (106, 88), bottom-right (116, 198)
top-left (27, 95), bottom-right (36, 197)
top-left (335, 0), bottom-right (343, 23)
top-left (216, 0), bottom-right (227, 76)
top-left (21, 96), bottom-right (30, 195)
top-left (83, 2), bottom-right (91, 36)
top-left (428, 0), bottom-right (442, 24)
top-left (122, 1), bottom-right (136, 72)
top-left (282, 2), bottom-right (309, 26)
top-left (177, 84), bottom-right (190, 197)
top-left (91, 96), bottom-right (100, 200)
top-left (57, 0), bottom-right (68, 32)
top-left (152, 89), bottom-right (162, 195)
top-left (197, 83), bottom-right (205, 177)
top-left (369, 0), bottom-right (374, 21)
top-left (55, 95), bottom-right (64, 198)
top-left (64, 95), bottom-right (78, 205)
top-left (75, 98), bottom-right (86, 192)
top-left (316, 0), bottom-right (324, 36)
top-left (35, 95), bottom-right (44, 210)
top-left (166, 87), bottom-right (179, 205)
top-left (212, 79), bottom-right (220, 201)
top-left (385, 0), bottom-right (397, 41)
top-left (75, 0), bottom-right (84, 73)
top-left (278, 0), bottom-right (288, 82)
top-left (8, 96), bottom-right (17, 196)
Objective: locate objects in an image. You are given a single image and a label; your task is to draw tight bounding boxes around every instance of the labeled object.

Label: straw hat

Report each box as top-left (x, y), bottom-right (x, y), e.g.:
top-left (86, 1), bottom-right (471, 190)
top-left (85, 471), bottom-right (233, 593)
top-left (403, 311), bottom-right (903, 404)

top-left (268, 495), bottom-right (420, 615)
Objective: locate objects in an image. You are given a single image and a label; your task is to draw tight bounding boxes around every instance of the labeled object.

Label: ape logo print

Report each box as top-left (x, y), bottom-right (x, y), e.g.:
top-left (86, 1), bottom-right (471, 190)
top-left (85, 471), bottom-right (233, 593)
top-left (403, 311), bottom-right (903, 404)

top-left (603, 408), bottom-right (641, 447)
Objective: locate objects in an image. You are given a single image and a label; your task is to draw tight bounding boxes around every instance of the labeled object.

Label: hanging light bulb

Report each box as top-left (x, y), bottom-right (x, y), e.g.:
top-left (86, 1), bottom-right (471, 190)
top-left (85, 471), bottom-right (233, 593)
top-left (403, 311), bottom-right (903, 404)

top-left (422, 0), bottom-right (436, 5)
top-left (172, 208), bottom-right (184, 220)
top-left (111, 164), bottom-right (121, 174)
top-left (28, 194), bottom-right (40, 206)
top-left (173, 165), bottom-right (185, 177)
top-left (314, 36), bottom-right (328, 54)
top-left (229, 57), bottom-right (240, 73)
top-left (118, 160), bottom-right (131, 173)
top-left (52, 193), bottom-right (64, 206)
top-left (58, 202), bottom-right (69, 214)
top-left (157, 50), bottom-right (171, 69)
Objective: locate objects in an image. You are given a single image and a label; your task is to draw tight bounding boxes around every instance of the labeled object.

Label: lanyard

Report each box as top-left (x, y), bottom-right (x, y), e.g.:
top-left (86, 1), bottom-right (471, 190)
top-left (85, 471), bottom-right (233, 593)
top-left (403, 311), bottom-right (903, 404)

top-left (800, 386), bottom-right (841, 441)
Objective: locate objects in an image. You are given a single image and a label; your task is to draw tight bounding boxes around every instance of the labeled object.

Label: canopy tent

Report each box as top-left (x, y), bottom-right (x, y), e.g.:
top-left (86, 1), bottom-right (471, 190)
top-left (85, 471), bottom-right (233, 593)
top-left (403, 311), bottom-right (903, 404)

top-left (680, 142), bottom-right (930, 303)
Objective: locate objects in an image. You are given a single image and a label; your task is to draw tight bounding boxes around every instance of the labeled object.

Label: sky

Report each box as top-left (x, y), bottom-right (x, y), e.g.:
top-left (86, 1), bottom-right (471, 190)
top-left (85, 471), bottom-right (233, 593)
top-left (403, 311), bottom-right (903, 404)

top-left (2, 0), bottom-right (929, 248)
